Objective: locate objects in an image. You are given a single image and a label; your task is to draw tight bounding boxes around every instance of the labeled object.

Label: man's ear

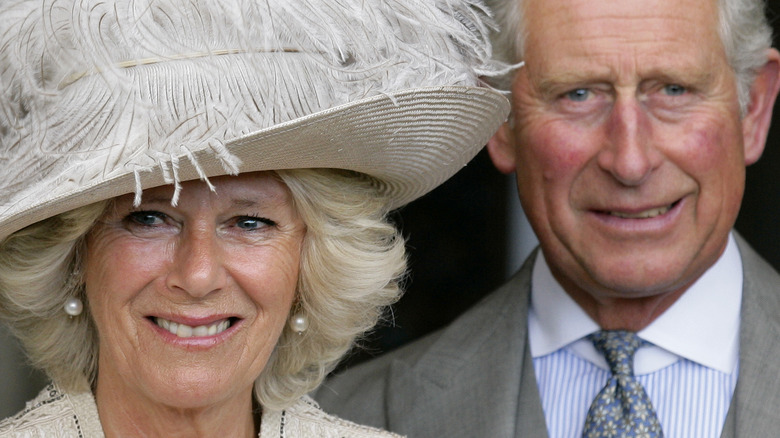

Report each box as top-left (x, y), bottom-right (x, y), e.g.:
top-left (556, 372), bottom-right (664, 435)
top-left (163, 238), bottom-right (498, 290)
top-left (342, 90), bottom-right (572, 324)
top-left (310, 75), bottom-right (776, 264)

top-left (487, 122), bottom-right (517, 174)
top-left (742, 48), bottom-right (780, 165)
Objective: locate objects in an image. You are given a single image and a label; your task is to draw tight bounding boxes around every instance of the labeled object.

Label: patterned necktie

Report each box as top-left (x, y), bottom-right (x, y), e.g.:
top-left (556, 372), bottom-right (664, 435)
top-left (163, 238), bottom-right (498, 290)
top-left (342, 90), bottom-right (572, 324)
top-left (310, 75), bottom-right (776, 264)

top-left (582, 330), bottom-right (663, 438)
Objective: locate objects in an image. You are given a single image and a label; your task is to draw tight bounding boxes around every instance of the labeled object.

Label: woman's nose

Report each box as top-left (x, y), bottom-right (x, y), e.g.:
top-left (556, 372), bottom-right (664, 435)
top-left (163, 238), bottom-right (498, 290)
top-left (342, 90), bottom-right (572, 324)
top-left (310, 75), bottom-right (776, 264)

top-left (165, 227), bottom-right (227, 298)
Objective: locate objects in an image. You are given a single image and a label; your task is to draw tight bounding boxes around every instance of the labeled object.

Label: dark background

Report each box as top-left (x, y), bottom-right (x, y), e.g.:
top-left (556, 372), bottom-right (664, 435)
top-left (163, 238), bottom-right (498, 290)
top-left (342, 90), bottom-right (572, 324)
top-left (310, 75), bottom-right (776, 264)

top-left (343, 0), bottom-right (780, 367)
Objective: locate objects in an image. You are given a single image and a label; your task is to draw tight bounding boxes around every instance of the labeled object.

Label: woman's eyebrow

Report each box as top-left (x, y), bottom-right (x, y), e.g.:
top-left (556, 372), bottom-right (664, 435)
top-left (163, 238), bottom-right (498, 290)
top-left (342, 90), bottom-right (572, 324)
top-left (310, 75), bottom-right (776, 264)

top-left (231, 198), bottom-right (260, 209)
top-left (133, 195), bottom-right (175, 207)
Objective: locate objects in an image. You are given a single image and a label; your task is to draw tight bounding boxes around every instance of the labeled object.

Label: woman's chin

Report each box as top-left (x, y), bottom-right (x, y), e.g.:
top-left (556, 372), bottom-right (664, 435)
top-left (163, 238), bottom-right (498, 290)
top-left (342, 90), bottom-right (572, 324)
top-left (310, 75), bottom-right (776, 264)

top-left (101, 366), bottom-right (257, 412)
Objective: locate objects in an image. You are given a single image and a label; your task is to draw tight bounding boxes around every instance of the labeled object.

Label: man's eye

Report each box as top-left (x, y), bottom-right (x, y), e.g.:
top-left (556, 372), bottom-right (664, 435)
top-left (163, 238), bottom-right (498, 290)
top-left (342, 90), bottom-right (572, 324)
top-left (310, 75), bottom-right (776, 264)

top-left (663, 84), bottom-right (686, 96)
top-left (565, 88), bottom-right (591, 102)
top-left (128, 211), bottom-right (165, 226)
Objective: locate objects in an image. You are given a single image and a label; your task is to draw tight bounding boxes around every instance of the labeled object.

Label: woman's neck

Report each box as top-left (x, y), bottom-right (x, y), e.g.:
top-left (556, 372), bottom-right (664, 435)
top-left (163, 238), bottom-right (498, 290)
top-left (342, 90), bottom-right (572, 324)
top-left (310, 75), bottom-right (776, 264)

top-left (94, 377), bottom-right (258, 437)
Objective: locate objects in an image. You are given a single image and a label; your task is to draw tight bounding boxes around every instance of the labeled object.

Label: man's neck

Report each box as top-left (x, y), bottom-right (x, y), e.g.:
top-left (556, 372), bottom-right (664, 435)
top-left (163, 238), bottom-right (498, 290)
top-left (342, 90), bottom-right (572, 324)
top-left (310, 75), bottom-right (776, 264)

top-left (547, 262), bottom-right (700, 331)
top-left (564, 287), bottom-right (688, 331)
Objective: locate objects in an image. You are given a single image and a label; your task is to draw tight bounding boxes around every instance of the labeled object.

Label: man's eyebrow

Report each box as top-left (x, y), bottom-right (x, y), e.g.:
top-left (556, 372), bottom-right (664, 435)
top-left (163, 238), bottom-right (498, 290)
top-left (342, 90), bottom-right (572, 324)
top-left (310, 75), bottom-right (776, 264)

top-left (650, 68), bottom-right (715, 86)
top-left (535, 73), bottom-right (600, 96)
top-left (534, 64), bottom-right (612, 85)
top-left (534, 66), bottom-right (715, 95)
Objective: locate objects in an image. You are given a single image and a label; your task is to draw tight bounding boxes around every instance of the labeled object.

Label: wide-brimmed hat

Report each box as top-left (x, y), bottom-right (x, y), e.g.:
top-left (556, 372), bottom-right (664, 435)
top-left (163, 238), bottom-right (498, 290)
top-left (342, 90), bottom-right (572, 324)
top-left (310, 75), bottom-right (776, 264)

top-left (0, 0), bottom-right (510, 241)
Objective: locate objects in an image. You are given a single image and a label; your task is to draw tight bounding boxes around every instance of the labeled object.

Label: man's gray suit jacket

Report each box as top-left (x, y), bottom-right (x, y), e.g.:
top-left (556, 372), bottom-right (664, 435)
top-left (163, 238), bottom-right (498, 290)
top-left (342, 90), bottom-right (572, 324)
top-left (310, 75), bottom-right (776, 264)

top-left (315, 235), bottom-right (780, 437)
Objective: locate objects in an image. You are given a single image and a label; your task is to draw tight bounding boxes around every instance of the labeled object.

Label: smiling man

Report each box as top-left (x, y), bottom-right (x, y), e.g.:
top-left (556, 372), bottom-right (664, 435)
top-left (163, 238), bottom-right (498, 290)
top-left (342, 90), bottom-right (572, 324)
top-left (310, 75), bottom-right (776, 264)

top-left (316, 0), bottom-right (780, 436)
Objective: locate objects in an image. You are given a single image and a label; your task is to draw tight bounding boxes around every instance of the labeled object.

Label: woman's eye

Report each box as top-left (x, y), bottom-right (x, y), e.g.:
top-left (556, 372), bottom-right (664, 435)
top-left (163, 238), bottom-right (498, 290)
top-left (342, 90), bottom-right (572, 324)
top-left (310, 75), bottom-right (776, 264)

top-left (235, 216), bottom-right (274, 231)
top-left (565, 88), bottom-right (591, 102)
top-left (127, 211), bottom-right (165, 226)
top-left (663, 84), bottom-right (687, 96)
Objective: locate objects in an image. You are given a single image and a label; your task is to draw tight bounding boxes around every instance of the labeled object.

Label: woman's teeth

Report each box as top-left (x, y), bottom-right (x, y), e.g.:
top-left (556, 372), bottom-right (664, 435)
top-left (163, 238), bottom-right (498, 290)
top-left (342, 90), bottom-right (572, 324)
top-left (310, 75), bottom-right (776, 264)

top-left (154, 317), bottom-right (231, 338)
top-left (609, 205), bottom-right (671, 219)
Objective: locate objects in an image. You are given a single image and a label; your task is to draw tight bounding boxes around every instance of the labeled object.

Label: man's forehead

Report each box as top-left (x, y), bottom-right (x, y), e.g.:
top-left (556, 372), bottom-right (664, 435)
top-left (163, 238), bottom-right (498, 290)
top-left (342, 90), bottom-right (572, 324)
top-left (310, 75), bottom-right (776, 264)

top-left (520, 0), bottom-right (725, 77)
top-left (522, 0), bottom-right (720, 51)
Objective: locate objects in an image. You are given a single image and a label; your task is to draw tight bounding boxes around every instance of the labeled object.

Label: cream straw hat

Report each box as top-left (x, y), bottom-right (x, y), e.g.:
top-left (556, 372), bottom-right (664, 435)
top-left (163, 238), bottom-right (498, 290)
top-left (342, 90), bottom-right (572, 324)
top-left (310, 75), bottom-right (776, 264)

top-left (0, 0), bottom-right (510, 241)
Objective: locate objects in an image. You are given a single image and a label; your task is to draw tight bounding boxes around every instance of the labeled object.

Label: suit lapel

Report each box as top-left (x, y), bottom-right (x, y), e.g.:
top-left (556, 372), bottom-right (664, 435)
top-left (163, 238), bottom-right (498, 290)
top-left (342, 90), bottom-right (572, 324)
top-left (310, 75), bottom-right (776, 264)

top-left (515, 331), bottom-right (549, 437)
top-left (721, 235), bottom-right (780, 438)
top-left (384, 253), bottom-right (548, 437)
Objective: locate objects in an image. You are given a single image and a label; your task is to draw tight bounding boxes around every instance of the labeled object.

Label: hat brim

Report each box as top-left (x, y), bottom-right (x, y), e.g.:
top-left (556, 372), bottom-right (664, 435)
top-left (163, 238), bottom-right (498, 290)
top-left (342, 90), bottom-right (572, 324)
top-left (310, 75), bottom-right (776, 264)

top-left (0, 86), bottom-right (509, 241)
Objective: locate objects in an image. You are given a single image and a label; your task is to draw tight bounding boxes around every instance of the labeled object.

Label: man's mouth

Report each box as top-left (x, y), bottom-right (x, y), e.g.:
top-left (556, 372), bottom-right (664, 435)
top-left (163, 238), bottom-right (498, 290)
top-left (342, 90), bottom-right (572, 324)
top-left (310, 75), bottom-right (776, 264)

top-left (603, 199), bottom-right (681, 219)
top-left (608, 205), bottom-right (671, 219)
top-left (153, 317), bottom-right (234, 338)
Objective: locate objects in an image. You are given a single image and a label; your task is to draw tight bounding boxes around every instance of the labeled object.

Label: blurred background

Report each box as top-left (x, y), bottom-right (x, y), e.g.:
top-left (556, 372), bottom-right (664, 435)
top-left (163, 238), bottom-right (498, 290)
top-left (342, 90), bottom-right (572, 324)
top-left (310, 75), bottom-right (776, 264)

top-left (2, 1), bottom-right (780, 419)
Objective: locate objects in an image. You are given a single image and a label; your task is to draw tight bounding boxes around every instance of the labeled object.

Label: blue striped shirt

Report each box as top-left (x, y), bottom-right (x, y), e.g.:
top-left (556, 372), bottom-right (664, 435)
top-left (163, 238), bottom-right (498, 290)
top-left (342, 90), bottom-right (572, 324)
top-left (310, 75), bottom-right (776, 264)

top-left (529, 234), bottom-right (742, 438)
top-left (534, 348), bottom-right (737, 437)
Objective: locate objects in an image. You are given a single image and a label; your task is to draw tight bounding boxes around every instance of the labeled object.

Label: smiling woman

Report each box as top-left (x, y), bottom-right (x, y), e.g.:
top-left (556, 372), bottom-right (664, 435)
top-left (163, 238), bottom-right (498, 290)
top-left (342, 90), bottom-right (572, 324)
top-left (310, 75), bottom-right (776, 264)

top-left (0, 0), bottom-right (510, 436)
top-left (85, 173), bottom-right (306, 416)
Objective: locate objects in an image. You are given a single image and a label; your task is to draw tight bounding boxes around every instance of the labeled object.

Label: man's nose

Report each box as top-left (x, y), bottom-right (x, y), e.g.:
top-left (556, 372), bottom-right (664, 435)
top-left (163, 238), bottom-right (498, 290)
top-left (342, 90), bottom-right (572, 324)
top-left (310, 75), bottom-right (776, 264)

top-left (597, 97), bottom-right (663, 186)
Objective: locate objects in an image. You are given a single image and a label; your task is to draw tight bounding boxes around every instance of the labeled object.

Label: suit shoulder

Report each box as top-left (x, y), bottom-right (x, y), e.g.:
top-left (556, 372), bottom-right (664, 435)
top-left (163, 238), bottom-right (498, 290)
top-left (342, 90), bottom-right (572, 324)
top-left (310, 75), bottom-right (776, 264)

top-left (314, 329), bottom-right (443, 414)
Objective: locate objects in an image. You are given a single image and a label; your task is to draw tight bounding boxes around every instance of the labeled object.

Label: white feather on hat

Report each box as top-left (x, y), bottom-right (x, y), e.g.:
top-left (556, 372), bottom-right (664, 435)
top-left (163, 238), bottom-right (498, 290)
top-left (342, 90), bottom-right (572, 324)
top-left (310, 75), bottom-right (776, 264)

top-left (0, 0), bottom-right (511, 240)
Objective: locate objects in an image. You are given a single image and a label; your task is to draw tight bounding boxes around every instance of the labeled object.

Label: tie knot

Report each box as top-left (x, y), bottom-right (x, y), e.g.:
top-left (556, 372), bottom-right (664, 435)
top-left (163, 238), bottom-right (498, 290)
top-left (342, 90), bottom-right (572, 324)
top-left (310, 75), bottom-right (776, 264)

top-left (588, 330), bottom-right (642, 376)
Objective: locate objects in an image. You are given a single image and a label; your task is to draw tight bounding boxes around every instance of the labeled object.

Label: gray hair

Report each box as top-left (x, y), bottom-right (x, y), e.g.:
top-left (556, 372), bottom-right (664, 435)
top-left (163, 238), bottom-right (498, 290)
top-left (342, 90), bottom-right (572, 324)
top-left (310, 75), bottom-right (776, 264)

top-left (0, 168), bottom-right (406, 410)
top-left (485, 0), bottom-right (773, 113)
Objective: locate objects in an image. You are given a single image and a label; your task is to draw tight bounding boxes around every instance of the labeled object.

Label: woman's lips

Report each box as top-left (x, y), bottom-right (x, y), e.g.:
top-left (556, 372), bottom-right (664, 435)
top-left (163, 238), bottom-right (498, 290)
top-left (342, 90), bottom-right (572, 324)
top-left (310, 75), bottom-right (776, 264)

top-left (153, 317), bottom-right (234, 338)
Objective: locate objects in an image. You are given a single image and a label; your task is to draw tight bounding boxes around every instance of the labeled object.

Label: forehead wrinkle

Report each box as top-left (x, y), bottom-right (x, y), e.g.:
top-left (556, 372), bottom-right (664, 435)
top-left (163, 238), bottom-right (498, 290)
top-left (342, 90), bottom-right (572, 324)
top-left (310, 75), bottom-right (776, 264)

top-left (527, 0), bottom-right (721, 57)
top-left (226, 187), bottom-right (293, 210)
top-left (537, 0), bottom-right (717, 26)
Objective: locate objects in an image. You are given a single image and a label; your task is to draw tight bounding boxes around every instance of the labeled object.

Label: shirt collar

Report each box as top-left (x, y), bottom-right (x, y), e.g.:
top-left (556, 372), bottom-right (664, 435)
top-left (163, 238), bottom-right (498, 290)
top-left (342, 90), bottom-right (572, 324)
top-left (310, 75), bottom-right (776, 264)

top-left (529, 233), bottom-right (742, 374)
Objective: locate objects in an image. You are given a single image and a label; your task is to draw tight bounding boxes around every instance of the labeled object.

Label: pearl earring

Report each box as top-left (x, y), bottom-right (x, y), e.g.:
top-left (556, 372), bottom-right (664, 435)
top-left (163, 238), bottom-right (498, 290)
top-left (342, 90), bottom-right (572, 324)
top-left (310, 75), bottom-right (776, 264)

top-left (289, 313), bottom-right (309, 334)
top-left (63, 297), bottom-right (83, 317)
